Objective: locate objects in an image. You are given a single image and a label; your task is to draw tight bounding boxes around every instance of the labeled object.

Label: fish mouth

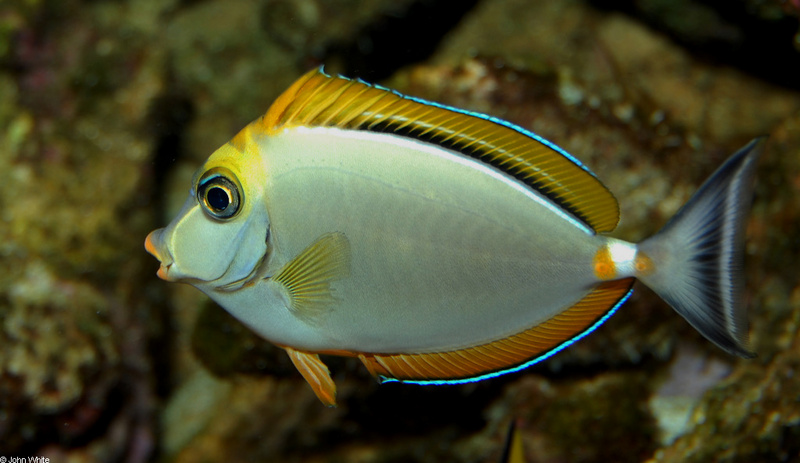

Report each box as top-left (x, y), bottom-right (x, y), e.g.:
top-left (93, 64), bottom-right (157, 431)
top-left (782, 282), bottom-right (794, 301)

top-left (145, 229), bottom-right (177, 282)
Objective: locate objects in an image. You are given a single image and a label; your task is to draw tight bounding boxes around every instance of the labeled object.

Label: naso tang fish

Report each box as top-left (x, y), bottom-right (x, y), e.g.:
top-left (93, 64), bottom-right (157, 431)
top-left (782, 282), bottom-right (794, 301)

top-left (145, 68), bottom-right (764, 406)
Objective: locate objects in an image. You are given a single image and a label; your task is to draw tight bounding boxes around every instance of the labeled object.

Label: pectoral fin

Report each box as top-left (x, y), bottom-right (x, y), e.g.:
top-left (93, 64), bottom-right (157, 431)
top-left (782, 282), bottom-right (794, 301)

top-left (285, 347), bottom-right (337, 407)
top-left (272, 232), bottom-right (351, 320)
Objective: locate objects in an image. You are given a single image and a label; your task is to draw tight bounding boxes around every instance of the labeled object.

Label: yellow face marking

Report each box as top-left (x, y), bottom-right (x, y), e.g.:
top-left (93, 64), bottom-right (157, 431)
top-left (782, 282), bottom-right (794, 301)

top-left (593, 245), bottom-right (617, 281)
top-left (229, 127), bottom-right (250, 153)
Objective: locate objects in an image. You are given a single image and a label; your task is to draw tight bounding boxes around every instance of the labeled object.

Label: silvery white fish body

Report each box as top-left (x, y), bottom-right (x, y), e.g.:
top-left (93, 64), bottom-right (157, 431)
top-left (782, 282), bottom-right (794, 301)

top-left (146, 69), bottom-right (763, 406)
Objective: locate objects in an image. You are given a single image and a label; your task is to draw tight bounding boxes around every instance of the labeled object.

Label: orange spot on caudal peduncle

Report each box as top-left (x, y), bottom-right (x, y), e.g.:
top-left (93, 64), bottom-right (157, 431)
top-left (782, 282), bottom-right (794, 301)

top-left (634, 251), bottom-right (654, 277)
top-left (593, 245), bottom-right (616, 280)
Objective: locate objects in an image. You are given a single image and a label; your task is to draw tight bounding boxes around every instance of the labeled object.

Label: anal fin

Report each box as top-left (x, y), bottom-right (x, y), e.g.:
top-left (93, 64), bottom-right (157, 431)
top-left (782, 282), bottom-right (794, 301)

top-left (285, 347), bottom-right (337, 406)
top-left (359, 279), bottom-right (635, 383)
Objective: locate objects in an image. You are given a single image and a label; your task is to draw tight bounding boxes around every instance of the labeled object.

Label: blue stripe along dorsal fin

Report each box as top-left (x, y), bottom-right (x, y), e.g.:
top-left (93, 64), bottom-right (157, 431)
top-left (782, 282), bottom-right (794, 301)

top-left (258, 68), bottom-right (620, 233)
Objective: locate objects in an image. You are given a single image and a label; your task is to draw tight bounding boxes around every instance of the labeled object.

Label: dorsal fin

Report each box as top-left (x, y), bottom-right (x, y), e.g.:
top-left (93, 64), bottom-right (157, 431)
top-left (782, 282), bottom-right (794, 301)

top-left (256, 68), bottom-right (620, 233)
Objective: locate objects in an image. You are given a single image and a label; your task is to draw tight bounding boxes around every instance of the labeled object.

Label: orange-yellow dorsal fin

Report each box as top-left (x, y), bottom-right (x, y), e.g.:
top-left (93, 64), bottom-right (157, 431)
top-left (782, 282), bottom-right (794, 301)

top-left (256, 68), bottom-right (619, 233)
top-left (358, 279), bottom-right (634, 383)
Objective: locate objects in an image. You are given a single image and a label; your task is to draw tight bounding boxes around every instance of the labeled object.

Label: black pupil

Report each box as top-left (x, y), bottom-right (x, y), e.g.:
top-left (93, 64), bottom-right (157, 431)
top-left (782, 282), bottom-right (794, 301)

top-left (207, 186), bottom-right (229, 211)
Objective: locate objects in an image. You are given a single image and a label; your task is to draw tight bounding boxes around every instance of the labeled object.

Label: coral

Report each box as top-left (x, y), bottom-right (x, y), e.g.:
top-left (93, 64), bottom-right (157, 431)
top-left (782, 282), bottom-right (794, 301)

top-left (459, 373), bottom-right (658, 463)
top-left (0, 0), bottom-right (165, 457)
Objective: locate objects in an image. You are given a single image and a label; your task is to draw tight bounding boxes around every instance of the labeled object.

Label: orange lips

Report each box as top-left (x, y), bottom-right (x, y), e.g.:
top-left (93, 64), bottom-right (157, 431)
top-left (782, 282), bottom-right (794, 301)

top-left (145, 230), bottom-right (172, 281)
top-left (144, 230), bottom-right (160, 259)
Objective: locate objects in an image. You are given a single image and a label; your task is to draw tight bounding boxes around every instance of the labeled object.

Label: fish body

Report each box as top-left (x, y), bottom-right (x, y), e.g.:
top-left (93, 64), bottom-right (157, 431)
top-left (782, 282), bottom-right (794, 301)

top-left (240, 126), bottom-right (604, 353)
top-left (145, 69), bottom-right (763, 406)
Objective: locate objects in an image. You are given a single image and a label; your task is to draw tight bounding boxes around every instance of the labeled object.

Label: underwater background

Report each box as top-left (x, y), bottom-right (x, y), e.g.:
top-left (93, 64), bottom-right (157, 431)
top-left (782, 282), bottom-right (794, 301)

top-left (1, 0), bottom-right (799, 461)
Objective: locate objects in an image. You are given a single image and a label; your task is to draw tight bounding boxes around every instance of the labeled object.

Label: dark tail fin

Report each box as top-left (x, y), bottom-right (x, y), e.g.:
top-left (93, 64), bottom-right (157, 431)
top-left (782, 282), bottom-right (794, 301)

top-left (636, 138), bottom-right (765, 357)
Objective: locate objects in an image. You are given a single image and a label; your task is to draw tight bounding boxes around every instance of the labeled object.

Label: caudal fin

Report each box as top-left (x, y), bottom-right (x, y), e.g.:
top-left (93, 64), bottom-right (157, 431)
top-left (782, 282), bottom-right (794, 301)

top-left (637, 138), bottom-right (765, 358)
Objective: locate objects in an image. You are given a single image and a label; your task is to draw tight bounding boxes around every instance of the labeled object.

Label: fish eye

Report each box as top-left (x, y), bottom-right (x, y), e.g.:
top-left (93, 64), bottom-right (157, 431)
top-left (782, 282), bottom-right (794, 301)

top-left (197, 168), bottom-right (242, 220)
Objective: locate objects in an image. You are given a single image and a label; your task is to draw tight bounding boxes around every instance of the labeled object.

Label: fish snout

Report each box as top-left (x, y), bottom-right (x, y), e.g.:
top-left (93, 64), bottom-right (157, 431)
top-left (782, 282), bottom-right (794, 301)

top-left (145, 229), bottom-right (176, 281)
top-left (144, 229), bottom-right (163, 260)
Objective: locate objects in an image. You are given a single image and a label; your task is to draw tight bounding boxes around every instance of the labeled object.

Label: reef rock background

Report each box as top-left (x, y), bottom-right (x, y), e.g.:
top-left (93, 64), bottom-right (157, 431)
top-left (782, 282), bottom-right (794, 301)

top-left (0, 0), bottom-right (799, 462)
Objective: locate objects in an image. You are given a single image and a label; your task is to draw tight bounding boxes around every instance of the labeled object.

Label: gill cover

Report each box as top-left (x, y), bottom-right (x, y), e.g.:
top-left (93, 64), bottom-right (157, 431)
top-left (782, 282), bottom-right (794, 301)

top-left (149, 147), bottom-right (270, 286)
